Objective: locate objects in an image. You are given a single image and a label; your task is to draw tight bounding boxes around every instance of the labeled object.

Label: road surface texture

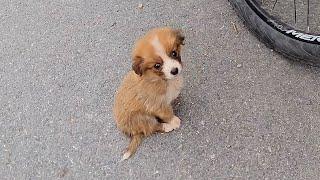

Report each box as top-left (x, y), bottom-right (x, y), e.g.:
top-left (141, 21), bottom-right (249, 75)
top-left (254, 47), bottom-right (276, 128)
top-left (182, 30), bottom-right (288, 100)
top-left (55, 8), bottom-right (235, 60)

top-left (1, 0), bottom-right (319, 179)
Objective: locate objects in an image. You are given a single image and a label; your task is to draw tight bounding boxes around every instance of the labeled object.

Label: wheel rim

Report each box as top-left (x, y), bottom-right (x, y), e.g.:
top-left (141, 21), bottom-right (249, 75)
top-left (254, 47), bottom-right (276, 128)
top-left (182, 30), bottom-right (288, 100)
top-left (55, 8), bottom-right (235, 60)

top-left (246, 0), bottom-right (320, 45)
top-left (258, 0), bottom-right (319, 34)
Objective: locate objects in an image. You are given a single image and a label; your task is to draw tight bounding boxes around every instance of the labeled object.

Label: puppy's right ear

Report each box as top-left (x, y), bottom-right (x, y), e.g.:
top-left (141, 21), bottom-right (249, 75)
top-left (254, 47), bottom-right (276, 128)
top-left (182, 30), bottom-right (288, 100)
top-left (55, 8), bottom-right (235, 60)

top-left (173, 29), bottom-right (185, 46)
top-left (132, 56), bottom-right (144, 76)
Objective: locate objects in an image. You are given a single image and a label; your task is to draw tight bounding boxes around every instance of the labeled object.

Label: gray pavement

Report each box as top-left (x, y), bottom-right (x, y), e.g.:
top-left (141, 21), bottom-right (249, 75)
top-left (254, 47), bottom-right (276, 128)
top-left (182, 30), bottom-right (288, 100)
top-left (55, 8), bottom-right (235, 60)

top-left (1, 0), bottom-right (320, 179)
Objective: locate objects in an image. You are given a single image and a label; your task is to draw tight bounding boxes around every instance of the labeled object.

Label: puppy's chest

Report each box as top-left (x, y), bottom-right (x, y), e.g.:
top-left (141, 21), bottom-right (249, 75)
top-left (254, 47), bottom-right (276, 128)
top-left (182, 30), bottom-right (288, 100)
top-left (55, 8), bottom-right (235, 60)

top-left (165, 76), bottom-right (183, 104)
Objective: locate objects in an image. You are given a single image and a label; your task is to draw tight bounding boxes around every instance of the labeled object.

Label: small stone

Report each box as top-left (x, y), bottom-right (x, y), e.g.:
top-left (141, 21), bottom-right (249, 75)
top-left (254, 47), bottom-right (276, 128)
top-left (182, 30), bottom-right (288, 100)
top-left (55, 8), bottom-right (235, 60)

top-left (236, 64), bottom-right (242, 68)
top-left (210, 154), bottom-right (215, 159)
top-left (57, 167), bottom-right (69, 178)
top-left (110, 22), bottom-right (116, 27)
top-left (138, 4), bottom-right (144, 9)
top-left (70, 118), bottom-right (75, 123)
top-left (267, 146), bottom-right (272, 152)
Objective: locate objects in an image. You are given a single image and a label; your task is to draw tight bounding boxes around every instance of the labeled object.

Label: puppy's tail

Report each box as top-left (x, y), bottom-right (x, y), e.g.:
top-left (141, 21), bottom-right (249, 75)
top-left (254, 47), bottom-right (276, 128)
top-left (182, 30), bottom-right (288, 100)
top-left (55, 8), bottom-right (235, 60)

top-left (121, 134), bottom-right (143, 161)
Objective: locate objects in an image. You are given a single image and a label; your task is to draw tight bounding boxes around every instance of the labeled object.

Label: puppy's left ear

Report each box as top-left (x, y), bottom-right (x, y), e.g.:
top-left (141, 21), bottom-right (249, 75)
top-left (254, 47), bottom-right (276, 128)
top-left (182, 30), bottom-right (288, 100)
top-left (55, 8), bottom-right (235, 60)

top-left (174, 29), bottom-right (185, 45)
top-left (132, 56), bottom-right (144, 76)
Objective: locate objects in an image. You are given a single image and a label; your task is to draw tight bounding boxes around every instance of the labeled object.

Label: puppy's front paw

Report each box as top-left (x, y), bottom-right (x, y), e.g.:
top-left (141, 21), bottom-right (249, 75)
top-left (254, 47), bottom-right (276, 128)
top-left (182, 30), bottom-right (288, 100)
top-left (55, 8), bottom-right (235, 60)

top-left (163, 123), bottom-right (175, 132)
top-left (162, 116), bottom-right (181, 133)
top-left (170, 116), bottom-right (181, 129)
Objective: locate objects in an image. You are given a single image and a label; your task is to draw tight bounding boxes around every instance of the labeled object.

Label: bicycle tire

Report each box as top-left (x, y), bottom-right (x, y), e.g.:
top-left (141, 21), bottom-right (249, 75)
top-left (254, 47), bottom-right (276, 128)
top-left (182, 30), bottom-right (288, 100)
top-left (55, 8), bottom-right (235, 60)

top-left (229, 0), bottom-right (320, 66)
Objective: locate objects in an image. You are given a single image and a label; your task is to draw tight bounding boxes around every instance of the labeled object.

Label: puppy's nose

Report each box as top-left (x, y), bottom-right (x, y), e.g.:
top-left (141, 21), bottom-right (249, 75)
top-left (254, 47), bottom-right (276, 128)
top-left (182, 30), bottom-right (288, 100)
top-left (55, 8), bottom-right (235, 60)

top-left (170, 68), bottom-right (179, 75)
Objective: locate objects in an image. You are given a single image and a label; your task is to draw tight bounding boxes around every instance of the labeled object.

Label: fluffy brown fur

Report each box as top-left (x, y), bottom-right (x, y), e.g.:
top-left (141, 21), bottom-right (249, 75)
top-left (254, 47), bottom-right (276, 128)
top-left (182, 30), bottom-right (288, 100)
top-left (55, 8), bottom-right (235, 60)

top-left (113, 27), bottom-right (185, 160)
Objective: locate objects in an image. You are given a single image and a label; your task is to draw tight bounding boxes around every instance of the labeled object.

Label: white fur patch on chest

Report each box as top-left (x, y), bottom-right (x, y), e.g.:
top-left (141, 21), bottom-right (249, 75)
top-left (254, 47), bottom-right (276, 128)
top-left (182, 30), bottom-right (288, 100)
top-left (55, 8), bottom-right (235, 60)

top-left (166, 75), bottom-right (183, 104)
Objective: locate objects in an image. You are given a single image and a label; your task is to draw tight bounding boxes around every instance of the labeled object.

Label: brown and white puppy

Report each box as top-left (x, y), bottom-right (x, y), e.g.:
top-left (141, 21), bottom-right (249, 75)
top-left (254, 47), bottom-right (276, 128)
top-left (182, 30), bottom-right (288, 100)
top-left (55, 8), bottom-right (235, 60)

top-left (113, 27), bottom-right (185, 160)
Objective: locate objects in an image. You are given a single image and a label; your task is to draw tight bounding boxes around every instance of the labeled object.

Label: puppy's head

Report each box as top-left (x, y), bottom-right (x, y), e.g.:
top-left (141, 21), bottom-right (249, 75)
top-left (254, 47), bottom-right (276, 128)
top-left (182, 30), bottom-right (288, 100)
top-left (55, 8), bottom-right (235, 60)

top-left (132, 27), bottom-right (185, 80)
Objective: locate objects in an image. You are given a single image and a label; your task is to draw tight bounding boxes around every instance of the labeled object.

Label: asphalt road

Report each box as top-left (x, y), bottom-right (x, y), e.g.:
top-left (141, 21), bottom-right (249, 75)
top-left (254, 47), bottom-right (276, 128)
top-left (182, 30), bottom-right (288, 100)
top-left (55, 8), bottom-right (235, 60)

top-left (1, 0), bottom-right (320, 179)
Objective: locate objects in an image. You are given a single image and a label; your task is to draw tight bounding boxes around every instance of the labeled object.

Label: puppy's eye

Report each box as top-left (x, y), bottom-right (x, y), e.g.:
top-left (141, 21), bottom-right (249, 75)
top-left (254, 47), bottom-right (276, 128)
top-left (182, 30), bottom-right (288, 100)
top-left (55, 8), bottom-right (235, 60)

top-left (154, 63), bottom-right (161, 69)
top-left (171, 51), bottom-right (178, 58)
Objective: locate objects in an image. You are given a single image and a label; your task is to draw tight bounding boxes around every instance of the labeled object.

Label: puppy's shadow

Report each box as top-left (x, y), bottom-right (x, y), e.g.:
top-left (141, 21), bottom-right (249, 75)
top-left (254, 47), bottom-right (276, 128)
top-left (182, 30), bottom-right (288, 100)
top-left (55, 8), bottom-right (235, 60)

top-left (172, 95), bottom-right (186, 116)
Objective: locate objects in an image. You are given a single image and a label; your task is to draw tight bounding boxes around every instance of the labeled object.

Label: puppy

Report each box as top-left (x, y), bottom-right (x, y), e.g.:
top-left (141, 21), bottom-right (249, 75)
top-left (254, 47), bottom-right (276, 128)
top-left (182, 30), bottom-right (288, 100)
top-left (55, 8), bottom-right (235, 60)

top-left (113, 27), bottom-right (185, 160)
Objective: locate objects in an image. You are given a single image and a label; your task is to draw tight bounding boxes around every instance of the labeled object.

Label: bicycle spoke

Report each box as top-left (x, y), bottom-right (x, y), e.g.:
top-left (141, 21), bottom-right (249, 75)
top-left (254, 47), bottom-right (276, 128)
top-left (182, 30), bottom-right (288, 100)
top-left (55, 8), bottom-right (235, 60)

top-left (294, 0), bottom-right (297, 24)
top-left (260, 0), bottom-right (318, 34)
top-left (307, 0), bottom-right (310, 32)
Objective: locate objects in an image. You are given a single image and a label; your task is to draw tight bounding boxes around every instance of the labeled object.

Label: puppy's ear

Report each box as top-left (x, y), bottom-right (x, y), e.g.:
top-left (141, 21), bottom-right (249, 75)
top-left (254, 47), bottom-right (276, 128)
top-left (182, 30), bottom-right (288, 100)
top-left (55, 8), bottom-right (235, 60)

top-left (132, 56), bottom-right (144, 76)
top-left (174, 29), bottom-right (185, 45)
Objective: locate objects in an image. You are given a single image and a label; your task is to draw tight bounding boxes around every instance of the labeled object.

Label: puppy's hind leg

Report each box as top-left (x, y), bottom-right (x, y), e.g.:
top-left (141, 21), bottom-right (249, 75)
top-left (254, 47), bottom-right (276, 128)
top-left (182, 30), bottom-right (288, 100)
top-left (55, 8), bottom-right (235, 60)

top-left (120, 115), bottom-right (169, 161)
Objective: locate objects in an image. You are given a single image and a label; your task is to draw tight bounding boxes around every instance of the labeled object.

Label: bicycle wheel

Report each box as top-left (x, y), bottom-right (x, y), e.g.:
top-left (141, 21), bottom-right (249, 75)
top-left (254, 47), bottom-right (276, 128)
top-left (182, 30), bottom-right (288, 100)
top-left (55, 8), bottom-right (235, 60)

top-left (229, 0), bottom-right (320, 66)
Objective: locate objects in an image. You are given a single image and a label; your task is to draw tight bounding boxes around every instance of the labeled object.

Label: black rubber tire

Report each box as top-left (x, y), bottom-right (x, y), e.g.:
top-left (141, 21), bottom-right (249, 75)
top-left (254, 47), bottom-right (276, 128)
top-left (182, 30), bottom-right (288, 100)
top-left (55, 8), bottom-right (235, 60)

top-left (229, 0), bottom-right (320, 66)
